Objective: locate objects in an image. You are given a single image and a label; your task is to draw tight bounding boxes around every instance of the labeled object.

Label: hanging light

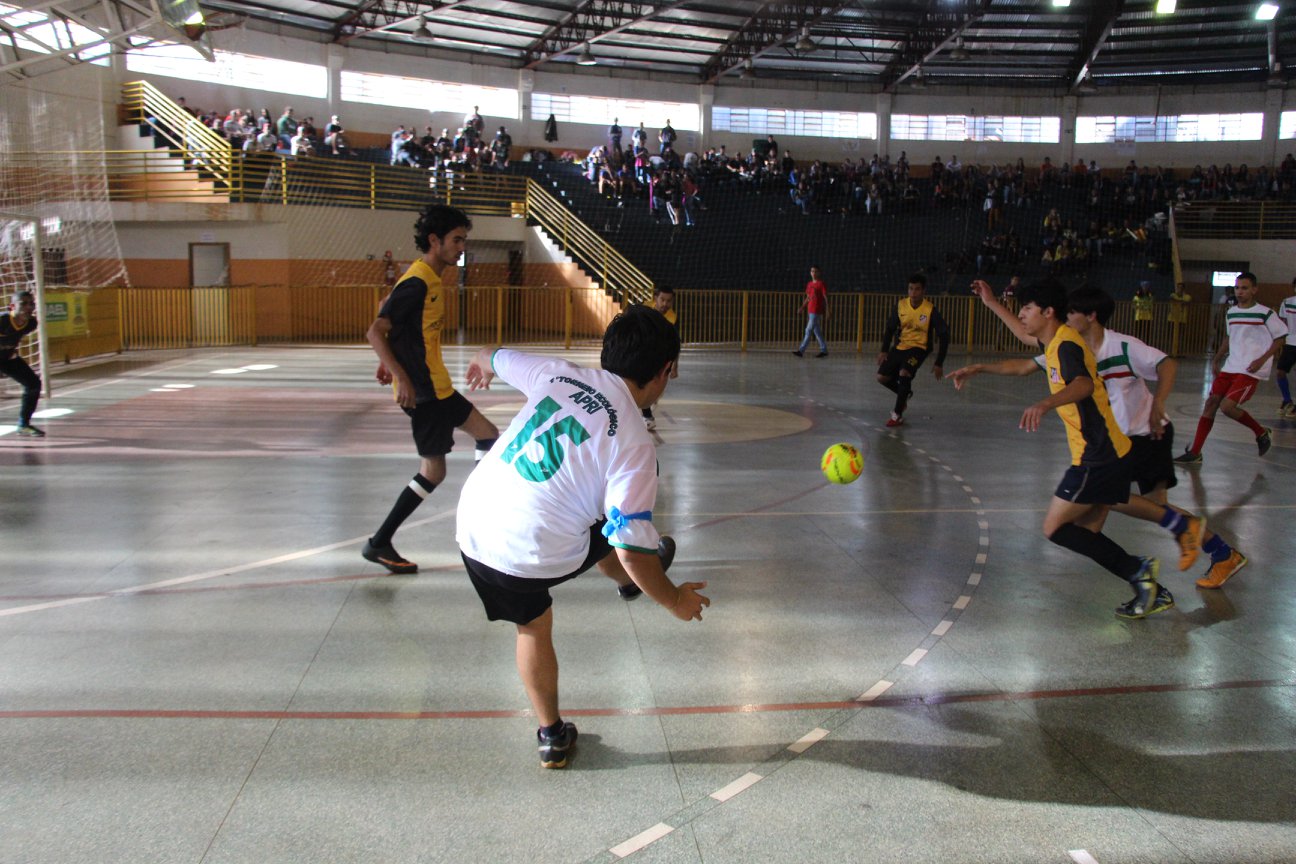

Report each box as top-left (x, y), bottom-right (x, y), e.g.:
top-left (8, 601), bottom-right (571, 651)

top-left (949, 37), bottom-right (970, 61)
top-left (794, 26), bottom-right (816, 52)
top-left (576, 43), bottom-right (597, 65)
top-left (911, 67), bottom-right (926, 89)
top-left (739, 59), bottom-right (754, 79)
top-left (411, 15), bottom-right (432, 41)
top-left (1076, 74), bottom-right (1098, 94)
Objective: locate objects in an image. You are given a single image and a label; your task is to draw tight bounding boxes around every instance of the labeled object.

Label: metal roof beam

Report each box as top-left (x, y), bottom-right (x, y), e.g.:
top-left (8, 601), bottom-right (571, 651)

top-left (521, 0), bottom-right (696, 69)
top-left (336, 0), bottom-right (480, 44)
top-left (700, 1), bottom-right (860, 85)
top-left (880, 0), bottom-right (989, 91)
top-left (1070, 0), bottom-right (1122, 90)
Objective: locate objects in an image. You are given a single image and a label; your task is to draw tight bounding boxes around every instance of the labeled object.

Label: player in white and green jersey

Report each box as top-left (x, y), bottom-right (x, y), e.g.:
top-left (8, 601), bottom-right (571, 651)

top-left (456, 305), bottom-right (710, 769)
top-left (1275, 276), bottom-right (1296, 417)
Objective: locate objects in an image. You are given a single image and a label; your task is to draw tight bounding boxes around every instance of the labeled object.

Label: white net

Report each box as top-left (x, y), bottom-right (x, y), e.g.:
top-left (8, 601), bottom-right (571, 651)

top-left (0, 84), bottom-right (130, 381)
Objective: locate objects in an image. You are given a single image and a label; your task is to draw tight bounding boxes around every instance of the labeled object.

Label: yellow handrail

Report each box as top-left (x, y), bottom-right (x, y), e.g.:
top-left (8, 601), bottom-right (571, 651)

top-left (524, 179), bottom-right (654, 306)
top-left (121, 81), bottom-right (234, 190)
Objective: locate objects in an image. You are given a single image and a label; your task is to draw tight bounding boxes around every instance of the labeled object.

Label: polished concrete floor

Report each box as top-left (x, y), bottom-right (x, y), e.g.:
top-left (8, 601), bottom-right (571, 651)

top-left (1, 343), bottom-right (1293, 864)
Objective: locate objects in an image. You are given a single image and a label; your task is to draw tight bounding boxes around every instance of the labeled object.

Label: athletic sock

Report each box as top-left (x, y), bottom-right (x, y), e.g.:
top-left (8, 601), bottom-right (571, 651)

top-left (1279, 377), bottom-right (1292, 404)
top-left (1048, 523), bottom-right (1143, 580)
top-left (894, 377), bottom-right (912, 416)
top-left (474, 437), bottom-right (498, 463)
top-left (1234, 410), bottom-right (1265, 437)
top-left (880, 377), bottom-right (899, 395)
top-left (1203, 534), bottom-right (1234, 563)
top-left (372, 474), bottom-right (435, 546)
top-left (1158, 507), bottom-right (1187, 535)
top-left (1188, 416), bottom-right (1214, 454)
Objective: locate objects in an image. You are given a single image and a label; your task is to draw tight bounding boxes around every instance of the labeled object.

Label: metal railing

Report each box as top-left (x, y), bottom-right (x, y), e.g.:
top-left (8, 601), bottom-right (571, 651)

top-left (121, 80), bottom-right (235, 190)
top-left (53, 286), bottom-right (1207, 359)
top-left (1172, 201), bottom-right (1296, 239)
top-left (524, 179), bottom-right (655, 306)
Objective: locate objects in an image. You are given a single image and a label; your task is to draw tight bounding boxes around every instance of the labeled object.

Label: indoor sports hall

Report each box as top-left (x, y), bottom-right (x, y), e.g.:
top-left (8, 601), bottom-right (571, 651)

top-left (4, 0), bottom-right (1296, 861)
top-left (2, 343), bottom-right (1293, 863)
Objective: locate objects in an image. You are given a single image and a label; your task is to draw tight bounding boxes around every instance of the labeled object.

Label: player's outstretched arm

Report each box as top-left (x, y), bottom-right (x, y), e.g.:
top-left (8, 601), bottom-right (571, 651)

top-left (971, 280), bottom-right (1035, 348)
top-left (366, 316), bottom-right (415, 407)
top-left (950, 358), bottom-right (1039, 389)
top-left (617, 547), bottom-right (710, 621)
top-left (465, 345), bottom-right (498, 391)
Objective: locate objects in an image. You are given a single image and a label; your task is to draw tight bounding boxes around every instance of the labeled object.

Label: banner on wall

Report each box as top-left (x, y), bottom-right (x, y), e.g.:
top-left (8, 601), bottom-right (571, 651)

top-left (44, 291), bottom-right (89, 338)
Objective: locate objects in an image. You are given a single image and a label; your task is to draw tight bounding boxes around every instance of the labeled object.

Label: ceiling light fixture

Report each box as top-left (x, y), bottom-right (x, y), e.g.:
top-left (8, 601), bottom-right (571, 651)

top-left (1156, 0), bottom-right (1176, 12)
top-left (911, 67), bottom-right (926, 89)
top-left (1255, 3), bottom-right (1279, 20)
top-left (576, 43), bottom-right (597, 65)
top-left (1051, 0), bottom-right (1071, 7)
top-left (794, 26), bottom-right (816, 52)
top-left (950, 37), bottom-right (970, 60)
top-left (1076, 74), bottom-right (1098, 94)
top-left (411, 15), bottom-right (432, 41)
top-left (739, 59), bottom-right (754, 79)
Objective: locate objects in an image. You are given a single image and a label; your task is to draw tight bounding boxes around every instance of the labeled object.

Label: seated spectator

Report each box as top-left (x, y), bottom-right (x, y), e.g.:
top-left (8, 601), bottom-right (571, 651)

top-left (290, 125), bottom-right (314, 157)
top-left (256, 123), bottom-right (278, 152)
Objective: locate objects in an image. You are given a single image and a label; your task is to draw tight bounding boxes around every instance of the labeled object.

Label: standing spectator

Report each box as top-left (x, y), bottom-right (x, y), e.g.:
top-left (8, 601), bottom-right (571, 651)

top-left (792, 265), bottom-right (829, 358)
top-left (658, 119), bottom-right (676, 155)
top-left (464, 105), bottom-right (484, 138)
top-left (1, 290), bottom-right (44, 437)
top-left (608, 118), bottom-right (622, 153)
top-left (490, 126), bottom-right (512, 168)
top-left (1133, 281), bottom-right (1154, 344)
top-left (361, 205), bottom-right (500, 574)
top-left (543, 113), bottom-right (558, 142)
top-left (633, 122), bottom-right (648, 149)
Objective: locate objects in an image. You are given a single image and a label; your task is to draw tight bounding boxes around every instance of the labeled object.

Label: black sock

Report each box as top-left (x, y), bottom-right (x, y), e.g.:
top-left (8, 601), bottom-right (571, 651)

top-left (880, 377), bottom-right (899, 395)
top-left (894, 376), bottom-right (912, 415)
top-left (540, 718), bottom-right (565, 737)
top-left (372, 474), bottom-right (435, 546)
top-left (474, 438), bottom-right (497, 462)
top-left (1048, 523), bottom-right (1142, 580)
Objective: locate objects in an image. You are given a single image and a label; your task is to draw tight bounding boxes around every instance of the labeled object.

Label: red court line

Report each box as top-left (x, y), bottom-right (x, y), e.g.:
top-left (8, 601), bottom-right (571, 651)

top-left (2, 678), bottom-right (1289, 722)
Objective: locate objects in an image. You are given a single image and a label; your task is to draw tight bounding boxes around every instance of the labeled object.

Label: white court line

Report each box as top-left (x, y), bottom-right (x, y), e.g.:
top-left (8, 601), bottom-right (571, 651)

top-left (901, 648), bottom-right (928, 666)
top-left (932, 620), bottom-right (953, 637)
top-left (859, 679), bottom-right (894, 701)
top-left (711, 772), bottom-right (764, 802)
top-left (0, 509), bottom-right (455, 618)
top-left (968, 572), bottom-right (982, 586)
top-left (1068, 851), bottom-right (1101, 864)
top-left (610, 823), bottom-right (674, 859)
top-left (788, 728), bottom-right (830, 754)
top-left (953, 595), bottom-right (972, 610)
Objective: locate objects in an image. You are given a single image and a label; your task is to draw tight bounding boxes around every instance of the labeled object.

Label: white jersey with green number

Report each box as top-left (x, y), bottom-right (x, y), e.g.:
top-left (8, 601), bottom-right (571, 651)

top-left (1279, 294), bottom-right (1296, 347)
top-left (1222, 302), bottom-right (1287, 379)
top-left (1093, 328), bottom-right (1167, 438)
top-left (456, 349), bottom-right (661, 579)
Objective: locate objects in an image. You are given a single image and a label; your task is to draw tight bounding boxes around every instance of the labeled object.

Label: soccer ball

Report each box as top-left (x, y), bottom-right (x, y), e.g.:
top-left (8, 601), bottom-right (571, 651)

top-left (821, 443), bottom-right (864, 485)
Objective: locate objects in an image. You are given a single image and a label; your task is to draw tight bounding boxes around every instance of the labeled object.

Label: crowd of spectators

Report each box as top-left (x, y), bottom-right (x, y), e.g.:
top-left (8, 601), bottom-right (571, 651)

top-left (387, 106), bottom-right (514, 172)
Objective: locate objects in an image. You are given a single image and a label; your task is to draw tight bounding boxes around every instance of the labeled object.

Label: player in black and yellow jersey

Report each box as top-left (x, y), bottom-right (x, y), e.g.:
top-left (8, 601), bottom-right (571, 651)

top-left (950, 278), bottom-right (1172, 620)
top-left (1, 290), bottom-right (44, 437)
top-left (363, 204), bottom-right (499, 574)
top-left (642, 285), bottom-right (679, 432)
top-left (877, 273), bottom-right (950, 427)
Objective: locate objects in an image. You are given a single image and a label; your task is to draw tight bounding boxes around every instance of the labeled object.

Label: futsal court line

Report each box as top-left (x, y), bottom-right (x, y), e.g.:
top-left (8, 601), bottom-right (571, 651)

top-left (0, 510), bottom-right (456, 618)
top-left (586, 394), bottom-right (1000, 862)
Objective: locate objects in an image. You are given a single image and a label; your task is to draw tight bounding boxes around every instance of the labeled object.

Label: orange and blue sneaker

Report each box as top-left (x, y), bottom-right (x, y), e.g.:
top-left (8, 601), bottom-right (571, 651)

top-left (1196, 550), bottom-right (1247, 589)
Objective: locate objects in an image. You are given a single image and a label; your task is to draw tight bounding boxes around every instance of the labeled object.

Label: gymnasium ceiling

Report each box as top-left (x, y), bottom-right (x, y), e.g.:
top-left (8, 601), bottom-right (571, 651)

top-left (3, 0), bottom-right (1294, 92)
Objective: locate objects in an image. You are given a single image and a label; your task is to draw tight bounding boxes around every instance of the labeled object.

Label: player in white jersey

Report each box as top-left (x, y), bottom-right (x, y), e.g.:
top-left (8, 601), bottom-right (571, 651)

top-left (1175, 272), bottom-right (1287, 463)
top-left (1274, 275), bottom-right (1296, 418)
top-left (457, 305), bottom-right (710, 769)
top-left (1064, 288), bottom-right (1247, 588)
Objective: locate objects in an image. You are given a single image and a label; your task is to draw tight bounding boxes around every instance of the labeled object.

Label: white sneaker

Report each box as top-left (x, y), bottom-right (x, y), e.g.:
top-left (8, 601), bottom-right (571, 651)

top-left (645, 417), bottom-right (656, 431)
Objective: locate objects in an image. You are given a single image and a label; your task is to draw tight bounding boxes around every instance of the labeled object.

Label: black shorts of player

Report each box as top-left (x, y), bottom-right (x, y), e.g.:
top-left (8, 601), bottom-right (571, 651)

top-left (403, 390), bottom-right (474, 457)
top-left (878, 347), bottom-right (929, 379)
top-left (1054, 456), bottom-right (1134, 505)
top-left (1127, 422), bottom-right (1178, 495)
top-left (463, 521), bottom-right (613, 625)
top-left (1277, 344), bottom-right (1296, 374)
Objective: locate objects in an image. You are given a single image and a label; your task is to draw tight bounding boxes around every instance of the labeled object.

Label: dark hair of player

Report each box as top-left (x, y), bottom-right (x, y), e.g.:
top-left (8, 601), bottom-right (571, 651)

top-left (1066, 286), bottom-right (1116, 326)
top-left (601, 304), bottom-right (681, 388)
top-left (413, 205), bottom-right (473, 253)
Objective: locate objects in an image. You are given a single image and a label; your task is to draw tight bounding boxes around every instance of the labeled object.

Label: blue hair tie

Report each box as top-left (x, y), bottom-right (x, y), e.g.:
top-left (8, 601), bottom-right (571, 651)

top-left (602, 506), bottom-right (653, 538)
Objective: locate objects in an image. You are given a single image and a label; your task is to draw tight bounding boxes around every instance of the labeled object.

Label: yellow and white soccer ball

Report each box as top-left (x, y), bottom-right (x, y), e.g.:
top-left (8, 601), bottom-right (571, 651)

top-left (821, 443), bottom-right (864, 485)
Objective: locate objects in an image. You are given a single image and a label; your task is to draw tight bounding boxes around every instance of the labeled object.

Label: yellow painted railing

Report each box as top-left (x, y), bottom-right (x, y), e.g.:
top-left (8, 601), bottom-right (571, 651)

top-left (91, 287), bottom-right (1211, 359)
top-left (524, 180), bottom-right (655, 306)
top-left (1173, 201), bottom-right (1296, 239)
top-left (121, 80), bottom-right (235, 190)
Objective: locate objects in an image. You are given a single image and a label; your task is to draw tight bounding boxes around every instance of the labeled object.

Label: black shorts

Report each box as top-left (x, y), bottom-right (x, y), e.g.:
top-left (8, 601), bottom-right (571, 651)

top-left (463, 522), bottom-right (612, 625)
top-left (1054, 456), bottom-right (1133, 505)
top-left (1127, 424), bottom-right (1178, 496)
top-left (878, 347), bottom-right (929, 378)
top-left (404, 390), bottom-right (474, 457)
top-left (1278, 344), bottom-right (1296, 374)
